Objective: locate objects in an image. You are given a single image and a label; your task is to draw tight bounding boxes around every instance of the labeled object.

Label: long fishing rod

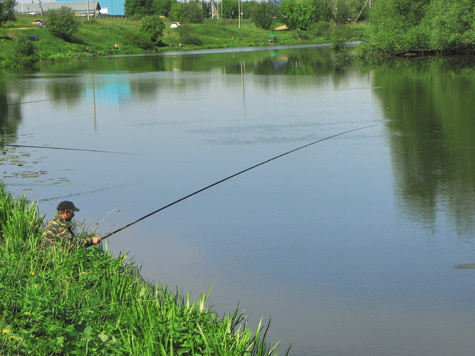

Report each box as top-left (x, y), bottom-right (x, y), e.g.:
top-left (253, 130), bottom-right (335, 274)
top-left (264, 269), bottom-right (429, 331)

top-left (2, 143), bottom-right (140, 156)
top-left (102, 124), bottom-right (377, 240)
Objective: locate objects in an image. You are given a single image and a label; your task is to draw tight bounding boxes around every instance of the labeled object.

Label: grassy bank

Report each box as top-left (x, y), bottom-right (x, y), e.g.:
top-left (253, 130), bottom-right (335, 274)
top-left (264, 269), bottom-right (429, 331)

top-left (0, 182), bottom-right (287, 355)
top-left (0, 14), bottom-right (367, 67)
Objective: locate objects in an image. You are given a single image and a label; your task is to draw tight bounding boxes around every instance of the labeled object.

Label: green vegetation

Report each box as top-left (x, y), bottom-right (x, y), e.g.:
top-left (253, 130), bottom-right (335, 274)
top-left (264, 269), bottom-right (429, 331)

top-left (0, 182), bottom-right (287, 355)
top-left (2, 0), bottom-right (474, 67)
top-left (252, 2), bottom-right (278, 30)
top-left (7, 34), bottom-right (38, 66)
top-left (0, 15), bottom-right (367, 68)
top-left (170, 1), bottom-right (205, 24)
top-left (46, 6), bottom-right (80, 41)
top-left (0, 0), bottom-right (15, 27)
top-left (139, 15), bottom-right (166, 48)
top-left (363, 0), bottom-right (475, 56)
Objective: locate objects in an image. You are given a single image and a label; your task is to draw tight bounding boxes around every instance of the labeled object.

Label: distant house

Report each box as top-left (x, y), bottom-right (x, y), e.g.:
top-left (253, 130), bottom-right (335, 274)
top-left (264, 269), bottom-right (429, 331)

top-left (14, 1), bottom-right (101, 17)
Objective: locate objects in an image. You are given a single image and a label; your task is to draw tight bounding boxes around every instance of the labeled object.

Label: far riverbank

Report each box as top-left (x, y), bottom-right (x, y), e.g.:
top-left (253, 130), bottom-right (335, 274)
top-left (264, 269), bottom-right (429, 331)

top-left (0, 15), bottom-right (367, 68)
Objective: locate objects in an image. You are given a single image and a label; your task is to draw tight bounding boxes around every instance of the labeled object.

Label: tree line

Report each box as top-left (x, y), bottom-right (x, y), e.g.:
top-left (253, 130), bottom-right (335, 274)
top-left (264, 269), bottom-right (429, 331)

top-left (365, 0), bottom-right (475, 55)
top-left (124, 0), bottom-right (370, 30)
top-left (2, 0), bottom-right (474, 66)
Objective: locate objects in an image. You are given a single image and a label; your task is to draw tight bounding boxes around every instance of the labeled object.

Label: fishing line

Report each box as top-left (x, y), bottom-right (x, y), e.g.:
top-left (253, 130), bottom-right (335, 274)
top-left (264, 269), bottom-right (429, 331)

top-left (37, 184), bottom-right (129, 202)
top-left (0, 97), bottom-right (81, 108)
top-left (2, 144), bottom-right (140, 156)
top-left (102, 124), bottom-right (377, 240)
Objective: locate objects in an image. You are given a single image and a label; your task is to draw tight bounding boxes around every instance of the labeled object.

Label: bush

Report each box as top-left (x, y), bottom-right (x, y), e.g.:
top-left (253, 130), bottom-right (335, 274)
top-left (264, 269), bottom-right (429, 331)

top-left (46, 6), bottom-right (80, 41)
top-left (310, 21), bottom-right (332, 37)
top-left (280, 0), bottom-right (315, 31)
top-left (252, 2), bottom-right (276, 30)
top-left (368, 0), bottom-right (430, 54)
top-left (126, 29), bottom-right (153, 50)
top-left (331, 26), bottom-right (351, 54)
top-left (292, 29), bottom-right (310, 40)
top-left (7, 35), bottom-right (39, 67)
top-left (140, 15), bottom-right (165, 46)
top-left (179, 25), bottom-right (202, 46)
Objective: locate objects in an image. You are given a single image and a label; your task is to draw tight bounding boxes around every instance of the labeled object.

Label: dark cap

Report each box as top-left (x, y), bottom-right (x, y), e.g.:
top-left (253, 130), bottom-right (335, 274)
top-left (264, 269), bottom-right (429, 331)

top-left (57, 201), bottom-right (80, 212)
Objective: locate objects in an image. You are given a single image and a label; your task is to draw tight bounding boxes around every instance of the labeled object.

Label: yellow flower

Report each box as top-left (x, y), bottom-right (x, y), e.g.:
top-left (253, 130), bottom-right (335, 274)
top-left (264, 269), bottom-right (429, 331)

top-left (30, 272), bottom-right (35, 275)
top-left (2, 329), bottom-right (9, 334)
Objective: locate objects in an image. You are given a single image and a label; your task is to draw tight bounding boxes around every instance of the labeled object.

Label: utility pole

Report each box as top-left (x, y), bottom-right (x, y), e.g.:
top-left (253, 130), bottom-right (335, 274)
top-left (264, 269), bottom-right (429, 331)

top-left (87, 0), bottom-right (90, 21)
top-left (238, 0), bottom-right (241, 28)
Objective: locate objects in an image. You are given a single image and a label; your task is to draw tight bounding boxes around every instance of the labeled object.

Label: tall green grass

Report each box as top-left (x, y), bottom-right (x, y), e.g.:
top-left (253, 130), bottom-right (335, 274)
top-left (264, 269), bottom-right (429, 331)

top-left (0, 182), bottom-right (289, 355)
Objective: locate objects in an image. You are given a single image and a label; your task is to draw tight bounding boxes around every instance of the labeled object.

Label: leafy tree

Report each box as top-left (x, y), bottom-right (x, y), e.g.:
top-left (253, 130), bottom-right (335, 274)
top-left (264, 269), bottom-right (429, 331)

top-left (126, 29), bottom-right (154, 49)
top-left (220, 0), bottom-right (239, 19)
top-left (124, 0), bottom-right (155, 18)
top-left (152, 0), bottom-right (173, 17)
top-left (369, 0), bottom-right (430, 53)
top-left (200, 2), bottom-right (211, 20)
top-left (46, 6), bottom-right (80, 41)
top-left (252, 2), bottom-right (277, 30)
top-left (0, 0), bottom-right (15, 26)
top-left (241, 1), bottom-right (258, 20)
top-left (421, 0), bottom-right (475, 52)
top-left (8, 35), bottom-right (38, 67)
top-left (280, 0), bottom-right (314, 31)
top-left (182, 2), bottom-right (204, 23)
top-left (310, 0), bottom-right (333, 22)
top-left (333, 0), bottom-right (352, 24)
top-left (169, 2), bottom-right (183, 21)
top-left (170, 1), bottom-right (203, 23)
top-left (140, 15), bottom-right (165, 46)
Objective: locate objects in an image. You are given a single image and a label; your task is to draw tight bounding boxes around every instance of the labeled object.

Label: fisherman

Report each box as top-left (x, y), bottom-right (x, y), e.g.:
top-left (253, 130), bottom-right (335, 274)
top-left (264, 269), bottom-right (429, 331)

top-left (41, 201), bottom-right (101, 251)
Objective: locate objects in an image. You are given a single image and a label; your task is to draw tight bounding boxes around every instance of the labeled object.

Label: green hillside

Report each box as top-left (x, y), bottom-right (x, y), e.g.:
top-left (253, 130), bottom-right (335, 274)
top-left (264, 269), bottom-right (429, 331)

top-left (0, 14), bottom-right (366, 68)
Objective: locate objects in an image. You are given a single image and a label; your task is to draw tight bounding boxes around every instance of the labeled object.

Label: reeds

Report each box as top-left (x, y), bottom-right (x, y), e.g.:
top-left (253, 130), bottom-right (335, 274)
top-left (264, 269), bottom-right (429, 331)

top-left (0, 182), bottom-right (289, 355)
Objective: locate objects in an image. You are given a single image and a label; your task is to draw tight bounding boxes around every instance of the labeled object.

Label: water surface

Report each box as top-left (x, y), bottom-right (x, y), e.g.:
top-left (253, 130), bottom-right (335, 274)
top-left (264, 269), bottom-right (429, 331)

top-left (1, 47), bottom-right (475, 355)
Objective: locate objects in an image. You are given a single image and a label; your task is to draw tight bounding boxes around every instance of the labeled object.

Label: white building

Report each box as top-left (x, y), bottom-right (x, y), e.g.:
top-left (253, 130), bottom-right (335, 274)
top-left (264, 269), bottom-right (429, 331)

top-left (15, 1), bottom-right (102, 17)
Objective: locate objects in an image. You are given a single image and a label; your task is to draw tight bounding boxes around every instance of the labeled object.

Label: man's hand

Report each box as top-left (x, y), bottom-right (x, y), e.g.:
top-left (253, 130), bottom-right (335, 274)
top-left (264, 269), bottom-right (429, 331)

top-left (92, 236), bottom-right (102, 244)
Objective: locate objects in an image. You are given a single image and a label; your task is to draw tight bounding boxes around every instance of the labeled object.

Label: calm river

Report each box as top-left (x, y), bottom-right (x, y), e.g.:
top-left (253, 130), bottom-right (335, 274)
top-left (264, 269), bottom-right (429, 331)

top-left (1, 45), bottom-right (475, 355)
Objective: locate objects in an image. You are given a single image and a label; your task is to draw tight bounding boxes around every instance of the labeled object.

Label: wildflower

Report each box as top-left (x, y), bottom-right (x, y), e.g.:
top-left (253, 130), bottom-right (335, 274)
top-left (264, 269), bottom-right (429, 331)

top-left (2, 329), bottom-right (9, 334)
top-left (30, 272), bottom-right (35, 275)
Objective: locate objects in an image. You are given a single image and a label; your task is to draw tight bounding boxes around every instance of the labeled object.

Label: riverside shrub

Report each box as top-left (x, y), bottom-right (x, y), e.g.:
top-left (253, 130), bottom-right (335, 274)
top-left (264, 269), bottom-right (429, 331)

top-left (46, 6), bottom-right (80, 41)
top-left (7, 35), bottom-right (39, 67)
top-left (252, 2), bottom-right (276, 30)
top-left (140, 15), bottom-right (165, 47)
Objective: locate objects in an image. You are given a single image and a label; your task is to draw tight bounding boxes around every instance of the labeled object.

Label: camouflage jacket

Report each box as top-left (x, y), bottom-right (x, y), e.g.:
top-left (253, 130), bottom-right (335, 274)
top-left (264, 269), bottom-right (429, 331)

top-left (41, 213), bottom-right (93, 250)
